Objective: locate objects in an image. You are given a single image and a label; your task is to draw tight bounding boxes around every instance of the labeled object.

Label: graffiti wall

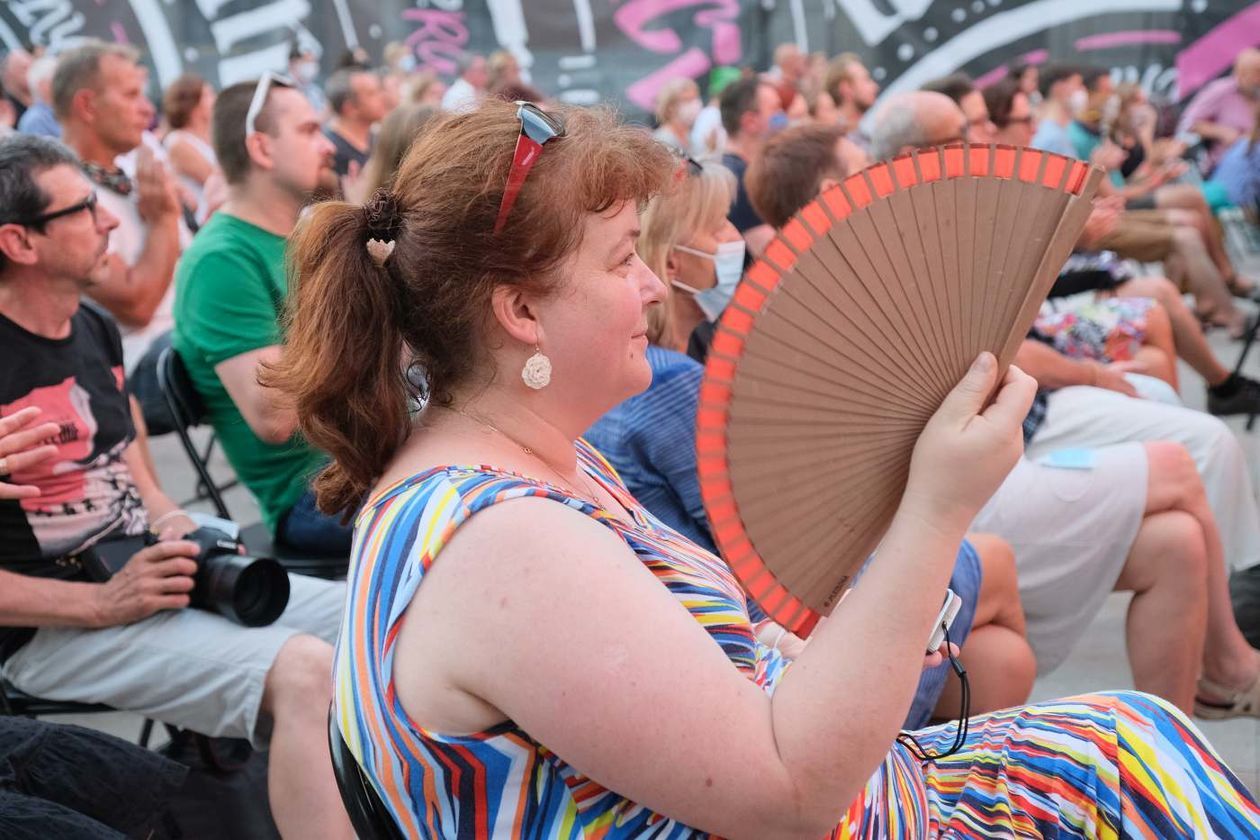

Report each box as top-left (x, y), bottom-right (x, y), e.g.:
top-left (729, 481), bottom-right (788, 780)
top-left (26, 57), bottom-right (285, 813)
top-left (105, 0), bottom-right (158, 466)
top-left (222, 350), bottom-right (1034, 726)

top-left (1, 0), bottom-right (1255, 118)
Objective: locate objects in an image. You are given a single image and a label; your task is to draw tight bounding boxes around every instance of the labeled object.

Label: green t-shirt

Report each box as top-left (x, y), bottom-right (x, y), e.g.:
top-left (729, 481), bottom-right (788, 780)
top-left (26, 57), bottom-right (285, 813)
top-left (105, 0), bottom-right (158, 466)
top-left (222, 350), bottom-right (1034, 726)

top-left (172, 213), bottom-right (324, 532)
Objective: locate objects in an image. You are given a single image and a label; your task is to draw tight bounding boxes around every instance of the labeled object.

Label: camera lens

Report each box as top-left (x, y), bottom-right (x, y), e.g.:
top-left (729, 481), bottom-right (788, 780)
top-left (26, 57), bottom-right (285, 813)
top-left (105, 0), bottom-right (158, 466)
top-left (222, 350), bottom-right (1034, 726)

top-left (195, 553), bottom-right (290, 627)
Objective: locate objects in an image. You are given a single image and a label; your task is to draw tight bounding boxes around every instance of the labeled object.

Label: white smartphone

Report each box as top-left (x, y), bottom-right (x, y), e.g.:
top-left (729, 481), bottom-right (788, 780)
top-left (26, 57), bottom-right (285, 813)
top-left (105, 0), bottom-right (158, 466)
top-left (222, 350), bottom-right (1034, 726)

top-left (926, 589), bottom-right (963, 655)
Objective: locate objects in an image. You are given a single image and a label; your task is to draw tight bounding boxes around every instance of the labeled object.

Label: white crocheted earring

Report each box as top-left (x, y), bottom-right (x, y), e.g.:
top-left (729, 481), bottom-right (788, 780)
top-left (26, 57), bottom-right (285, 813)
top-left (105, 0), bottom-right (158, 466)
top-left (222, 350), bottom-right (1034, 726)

top-left (521, 346), bottom-right (552, 390)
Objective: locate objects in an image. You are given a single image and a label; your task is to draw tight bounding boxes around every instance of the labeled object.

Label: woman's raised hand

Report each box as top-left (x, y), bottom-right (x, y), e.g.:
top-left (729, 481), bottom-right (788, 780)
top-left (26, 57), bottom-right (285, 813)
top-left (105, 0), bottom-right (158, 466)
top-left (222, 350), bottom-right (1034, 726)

top-left (904, 353), bottom-right (1036, 531)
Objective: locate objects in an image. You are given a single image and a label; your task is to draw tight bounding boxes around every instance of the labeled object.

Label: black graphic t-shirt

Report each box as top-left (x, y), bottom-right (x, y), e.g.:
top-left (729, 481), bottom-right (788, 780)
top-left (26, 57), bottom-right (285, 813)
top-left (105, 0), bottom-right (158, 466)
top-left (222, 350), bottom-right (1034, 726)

top-left (0, 304), bottom-right (145, 574)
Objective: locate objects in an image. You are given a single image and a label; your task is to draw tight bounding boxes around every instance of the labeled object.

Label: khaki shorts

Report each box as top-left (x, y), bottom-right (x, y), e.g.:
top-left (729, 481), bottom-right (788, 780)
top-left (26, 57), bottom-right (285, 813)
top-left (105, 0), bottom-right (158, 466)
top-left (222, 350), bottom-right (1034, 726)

top-left (2, 575), bottom-right (344, 747)
top-left (1095, 209), bottom-right (1175, 264)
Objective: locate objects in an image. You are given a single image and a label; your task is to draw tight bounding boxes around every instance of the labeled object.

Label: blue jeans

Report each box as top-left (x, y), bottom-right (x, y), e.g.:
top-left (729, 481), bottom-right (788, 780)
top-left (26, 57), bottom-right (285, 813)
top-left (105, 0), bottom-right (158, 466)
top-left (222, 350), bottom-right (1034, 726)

top-left (275, 488), bottom-right (354, 556)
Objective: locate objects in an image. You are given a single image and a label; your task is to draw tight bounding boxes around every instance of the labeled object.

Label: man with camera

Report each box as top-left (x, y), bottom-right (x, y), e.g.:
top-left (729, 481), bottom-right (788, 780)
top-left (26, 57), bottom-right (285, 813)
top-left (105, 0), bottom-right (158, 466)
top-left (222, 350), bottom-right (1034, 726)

top-left (0, 136), bottom-right (352, 838)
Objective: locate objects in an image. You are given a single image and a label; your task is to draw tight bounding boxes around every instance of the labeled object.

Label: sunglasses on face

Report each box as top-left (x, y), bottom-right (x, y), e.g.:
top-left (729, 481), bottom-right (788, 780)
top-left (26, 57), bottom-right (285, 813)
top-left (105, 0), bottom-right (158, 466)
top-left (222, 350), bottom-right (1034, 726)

top-left (16, 191), bottom-right (99, 230)
top-left (493, 101), bottom-right (565, 235)
top-left (245, 71), bottom-right (297, 137)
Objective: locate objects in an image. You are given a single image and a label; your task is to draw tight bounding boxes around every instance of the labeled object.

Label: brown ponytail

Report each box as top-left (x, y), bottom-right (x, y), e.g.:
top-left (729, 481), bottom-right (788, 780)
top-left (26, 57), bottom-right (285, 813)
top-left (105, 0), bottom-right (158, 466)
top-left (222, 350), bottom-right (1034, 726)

top-left (273, 100), bottom-right (675, 518)
top-left (265, 198), bottom-right (411, 518)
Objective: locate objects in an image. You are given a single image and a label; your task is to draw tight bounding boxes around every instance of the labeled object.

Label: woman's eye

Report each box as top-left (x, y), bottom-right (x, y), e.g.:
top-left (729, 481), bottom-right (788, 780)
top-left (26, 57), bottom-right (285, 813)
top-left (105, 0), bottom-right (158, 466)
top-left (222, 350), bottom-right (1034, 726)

top-left (621, 253), bottom-right (636, 268)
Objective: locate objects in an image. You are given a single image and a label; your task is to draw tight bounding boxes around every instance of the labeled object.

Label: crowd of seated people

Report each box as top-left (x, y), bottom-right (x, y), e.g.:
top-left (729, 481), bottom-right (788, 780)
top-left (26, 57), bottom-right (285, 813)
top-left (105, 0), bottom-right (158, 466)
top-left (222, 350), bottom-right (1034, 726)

top-left (0, 29), bottom-right (1259, 839)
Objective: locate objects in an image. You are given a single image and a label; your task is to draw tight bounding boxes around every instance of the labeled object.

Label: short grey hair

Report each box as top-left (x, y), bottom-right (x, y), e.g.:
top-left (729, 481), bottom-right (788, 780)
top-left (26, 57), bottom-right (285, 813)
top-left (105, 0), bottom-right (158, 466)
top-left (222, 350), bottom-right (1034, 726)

top-left (868, 93), bottom-right (932, 161)
top-left (52, 39), bottom-right (139, 121)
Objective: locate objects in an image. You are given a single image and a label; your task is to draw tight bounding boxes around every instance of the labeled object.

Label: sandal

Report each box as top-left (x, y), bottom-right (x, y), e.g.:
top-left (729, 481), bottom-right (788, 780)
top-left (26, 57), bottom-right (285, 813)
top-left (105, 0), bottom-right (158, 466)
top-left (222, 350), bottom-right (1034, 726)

top-left (1194, 673), bottom-right (1260, 720)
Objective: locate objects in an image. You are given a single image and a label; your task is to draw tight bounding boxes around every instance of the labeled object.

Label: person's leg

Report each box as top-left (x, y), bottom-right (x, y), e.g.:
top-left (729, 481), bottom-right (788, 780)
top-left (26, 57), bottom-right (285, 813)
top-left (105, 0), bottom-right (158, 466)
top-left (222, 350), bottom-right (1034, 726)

top-left (1164, 224), bottom-right (1243, 331)
top-left (260, 634), bottom-right (354, 840)
top-left (1027, 387), bottom-right (1260, 578)
top-left (275, 487), bottom-right (355, 556)
top-left (1112, 508), bottom-right (1206, 713)
top-left (1115, 275), bottom-right (1232, 384)
top-left (1140, 443), bottom-right (1260, 709)
top-left (1130, 300), bottom-right (1178, 388)
top-left (1156, 188), bottom-right (1248, 289)
top-left (0, 600), bottom-right (354, 839)
top-left (933, 534), bottom-right (1034, 718)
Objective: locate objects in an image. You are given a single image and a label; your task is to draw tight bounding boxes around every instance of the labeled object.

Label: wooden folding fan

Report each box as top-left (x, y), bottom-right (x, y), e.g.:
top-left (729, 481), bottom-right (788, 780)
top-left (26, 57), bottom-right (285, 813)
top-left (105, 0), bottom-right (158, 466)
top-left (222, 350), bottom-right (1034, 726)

top-left (697, 144), bottom-right (1103, 635)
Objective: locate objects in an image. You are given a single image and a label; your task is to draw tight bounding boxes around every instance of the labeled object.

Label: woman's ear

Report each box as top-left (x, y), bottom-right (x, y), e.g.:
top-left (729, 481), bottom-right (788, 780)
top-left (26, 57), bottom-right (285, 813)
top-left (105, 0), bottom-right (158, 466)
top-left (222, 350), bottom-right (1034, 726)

top-left (490, 284), bottom-right (543, 347)
top-left (664, 250), bottom-right (680, 284)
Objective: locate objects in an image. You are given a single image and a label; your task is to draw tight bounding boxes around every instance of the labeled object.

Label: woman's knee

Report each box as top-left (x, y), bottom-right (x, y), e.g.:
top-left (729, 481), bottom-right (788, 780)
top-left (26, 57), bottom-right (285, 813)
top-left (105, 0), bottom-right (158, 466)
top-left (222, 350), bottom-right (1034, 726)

top-left (1144, 441), bottom-right (1205, 511)
top-left (265, 633), bottom-right (335, 712)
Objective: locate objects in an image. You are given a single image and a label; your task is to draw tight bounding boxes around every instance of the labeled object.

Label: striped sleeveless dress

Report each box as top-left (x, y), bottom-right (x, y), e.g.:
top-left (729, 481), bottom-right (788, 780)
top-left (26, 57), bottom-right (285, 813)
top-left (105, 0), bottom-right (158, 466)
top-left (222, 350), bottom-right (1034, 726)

top-left (334, 440), bottom-right (1260, 838)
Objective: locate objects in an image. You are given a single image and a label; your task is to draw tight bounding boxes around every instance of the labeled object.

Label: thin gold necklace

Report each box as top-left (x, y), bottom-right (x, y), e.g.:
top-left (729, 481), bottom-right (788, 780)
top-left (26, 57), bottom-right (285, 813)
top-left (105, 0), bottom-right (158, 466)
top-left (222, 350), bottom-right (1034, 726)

top-left (449, 406), bottom-right (603, 504)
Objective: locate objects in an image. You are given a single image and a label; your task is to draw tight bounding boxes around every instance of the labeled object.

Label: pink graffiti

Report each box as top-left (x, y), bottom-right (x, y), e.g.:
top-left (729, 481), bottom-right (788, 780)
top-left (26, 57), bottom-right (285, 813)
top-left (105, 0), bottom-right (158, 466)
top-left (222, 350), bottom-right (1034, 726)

top-left (613, 0), bottom-right (742, 111)
top-left (401, 8), bottom-right (469, 76)
top-left (625, 48), bottom-right (713, 110)
top-left (1176, 3), bottom-right (1260, 99)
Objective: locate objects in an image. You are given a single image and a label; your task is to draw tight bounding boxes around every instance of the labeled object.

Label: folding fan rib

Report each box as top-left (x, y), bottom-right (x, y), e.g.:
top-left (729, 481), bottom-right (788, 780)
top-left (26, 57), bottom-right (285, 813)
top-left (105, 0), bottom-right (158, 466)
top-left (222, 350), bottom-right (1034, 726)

top-left (740, 307), bottom-right (944, 417)
top-left (731, 332), bottom-right (941, 420)
top-left (952, 175), bottom-right (981, 365)
top-left (849, 181), bottom-right (955, 397)
top-left (835, 174), bottom-right (955, 394)
top-left (979, 174), bottom-right (1039, 352)
top-left (906, 160), bottom-right (965, 380)
top-left (885, 180), bottom-right (961, 389)
top-left (931, 155), bottom-right (967, 376)
top-left (796, 236), bottom-right (950, 393)
top-left (774, 248), bottom-right (944, 391)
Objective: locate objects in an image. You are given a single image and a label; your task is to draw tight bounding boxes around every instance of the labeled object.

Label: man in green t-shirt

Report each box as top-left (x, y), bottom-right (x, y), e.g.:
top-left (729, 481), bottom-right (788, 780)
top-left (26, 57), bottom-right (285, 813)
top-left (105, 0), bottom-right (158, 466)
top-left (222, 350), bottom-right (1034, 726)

top-left (173, 77), bottom-right (345, 552)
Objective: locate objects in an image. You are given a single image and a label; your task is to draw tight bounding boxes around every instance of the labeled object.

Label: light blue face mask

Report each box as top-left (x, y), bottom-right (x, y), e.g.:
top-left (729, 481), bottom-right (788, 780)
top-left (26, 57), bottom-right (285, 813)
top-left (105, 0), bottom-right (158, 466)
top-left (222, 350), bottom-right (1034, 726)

top-left (672, 239), bottom-right (746, 322)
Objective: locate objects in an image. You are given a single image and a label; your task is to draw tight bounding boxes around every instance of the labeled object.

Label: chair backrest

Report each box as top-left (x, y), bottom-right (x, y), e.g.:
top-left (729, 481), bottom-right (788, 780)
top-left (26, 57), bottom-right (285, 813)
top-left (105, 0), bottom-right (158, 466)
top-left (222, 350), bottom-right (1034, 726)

top-left (156, 346), bottom-right (231, 519)
top-left (328, 711), bottom-right (406, 840)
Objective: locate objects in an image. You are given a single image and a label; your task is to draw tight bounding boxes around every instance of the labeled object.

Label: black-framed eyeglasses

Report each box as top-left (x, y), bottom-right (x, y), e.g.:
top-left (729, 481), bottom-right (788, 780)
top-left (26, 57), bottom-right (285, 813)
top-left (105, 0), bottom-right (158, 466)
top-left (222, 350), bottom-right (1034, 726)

top-left (245, 71), bottom-right (296, 137)
top-left (16, 191), bottom-right (98, 229)
top-left (493, 101), bottom-right (565, 235)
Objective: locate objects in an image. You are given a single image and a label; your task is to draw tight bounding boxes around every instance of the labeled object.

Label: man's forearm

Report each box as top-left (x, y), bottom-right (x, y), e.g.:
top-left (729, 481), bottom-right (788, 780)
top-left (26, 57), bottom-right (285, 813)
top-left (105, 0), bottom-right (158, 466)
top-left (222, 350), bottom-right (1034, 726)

top-left (0, 569), bottom-right (102, 629)
top-left (127, 215), bottom-right (182, 324)
top-left (1014, 340), bottom-right (1093, 391)
top-left (1192, 120), bottom-right (1238, 143)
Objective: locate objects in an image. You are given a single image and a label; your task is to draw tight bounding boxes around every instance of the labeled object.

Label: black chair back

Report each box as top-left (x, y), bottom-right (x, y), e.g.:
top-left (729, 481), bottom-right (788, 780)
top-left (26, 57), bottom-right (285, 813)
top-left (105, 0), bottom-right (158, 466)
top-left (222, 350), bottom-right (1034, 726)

top-left (328, 712), bottom-right (405, 840)
top-left (156, 346), bottom-right (231, 519)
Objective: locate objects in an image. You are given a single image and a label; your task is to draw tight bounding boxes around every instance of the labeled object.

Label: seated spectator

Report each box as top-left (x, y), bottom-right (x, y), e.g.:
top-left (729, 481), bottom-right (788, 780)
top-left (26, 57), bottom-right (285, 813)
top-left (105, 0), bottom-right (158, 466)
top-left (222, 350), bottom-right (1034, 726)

top-left (822, 52), bottom-right (878, 152)
top-left (275, 99), bottom-right (1260, 836)
top-left (1031, 63), bottom-right (1085, 157)
top-left (688, 66), bottom-right (739, 160)
top-left (322, 67), bottom-right (387, 181)
top-left (920, 73), bottom-right (996, 143)
top-left (53, 40), bottom-right (188, 432)
top-left (440, 52), bottom-right (487, 111)
top-left (16, 54), bottom-right (59, 138)
top-left (485, 50), bottom-right (546, 104)
top-left (400, 69), bottom-right (445, 108)
top-left (0, 134), bottom-right (351, 838)
top-left (586, 150), bottom-right (1033, 724)
top-left (750, 110), bottom-right (1260, 715)
top-left (356, 103), bottom-right (439, 201)
top-left (1208, 105), bottom-right (1260, 218)
top-left (982, 76), bottom-right (1035, 148)
top-left (286, 41), bottom-right (327, 116)
top-left (652, 77), bottom-right (701, 154)
top-left (1, 49), bottom-right (31, 124)
top-left (173, 77), bottom-right (347, 555)
top-left (1177, 47), bottom-right (1260, 173)
top-left (160, 73), bottom-right (220, 226)
top-left (718, 76), bottom-right (781, 250)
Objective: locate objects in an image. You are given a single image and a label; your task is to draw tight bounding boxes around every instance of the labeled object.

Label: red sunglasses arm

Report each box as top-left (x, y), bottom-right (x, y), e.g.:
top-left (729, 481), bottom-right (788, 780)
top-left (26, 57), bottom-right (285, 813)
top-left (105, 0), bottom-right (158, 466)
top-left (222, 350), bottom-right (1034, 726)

top-left (493, 133), bottom-right (545, 235)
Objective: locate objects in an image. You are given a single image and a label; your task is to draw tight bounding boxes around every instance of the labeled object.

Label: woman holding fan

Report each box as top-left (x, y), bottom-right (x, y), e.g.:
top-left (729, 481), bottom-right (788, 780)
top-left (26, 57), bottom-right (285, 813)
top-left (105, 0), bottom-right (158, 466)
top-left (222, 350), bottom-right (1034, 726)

top-left (273, 101), bottom-right (1260, 837)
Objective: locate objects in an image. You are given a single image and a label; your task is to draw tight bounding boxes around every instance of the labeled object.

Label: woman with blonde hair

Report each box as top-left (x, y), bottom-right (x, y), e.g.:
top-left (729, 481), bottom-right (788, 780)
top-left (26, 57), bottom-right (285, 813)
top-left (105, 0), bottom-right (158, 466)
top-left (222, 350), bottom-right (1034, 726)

top-left (272, 99), bottom-right (1260, 837)
top-left (350, 104), bottom-right (440, 202)
top-left (652, 77), bottom-right (701, 153)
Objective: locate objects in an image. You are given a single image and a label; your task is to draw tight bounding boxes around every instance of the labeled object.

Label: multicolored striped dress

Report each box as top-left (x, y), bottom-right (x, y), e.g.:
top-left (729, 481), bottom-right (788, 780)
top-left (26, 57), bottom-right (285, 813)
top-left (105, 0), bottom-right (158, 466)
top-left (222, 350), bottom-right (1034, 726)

top-left (334, 440), bottom-right (1260, 838)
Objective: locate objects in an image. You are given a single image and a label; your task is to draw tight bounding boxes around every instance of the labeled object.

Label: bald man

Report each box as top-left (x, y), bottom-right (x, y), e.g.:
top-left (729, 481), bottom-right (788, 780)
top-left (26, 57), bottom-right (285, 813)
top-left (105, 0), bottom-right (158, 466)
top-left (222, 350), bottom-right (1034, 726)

top-left (868, 90), bottom-right (967, 160)
top-left (1178, 48), bottom-right (1260, 172)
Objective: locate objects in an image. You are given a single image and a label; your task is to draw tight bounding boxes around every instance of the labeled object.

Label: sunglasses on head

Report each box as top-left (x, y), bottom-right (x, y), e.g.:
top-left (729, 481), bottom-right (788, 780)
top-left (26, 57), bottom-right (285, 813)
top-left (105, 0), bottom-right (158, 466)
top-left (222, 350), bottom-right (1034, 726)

top-left (15, 191), bottom-right (98, 230)
top-left (493, 101), bottom-right (565, 235)
top-left (245, 71), bottom-right (297, 137)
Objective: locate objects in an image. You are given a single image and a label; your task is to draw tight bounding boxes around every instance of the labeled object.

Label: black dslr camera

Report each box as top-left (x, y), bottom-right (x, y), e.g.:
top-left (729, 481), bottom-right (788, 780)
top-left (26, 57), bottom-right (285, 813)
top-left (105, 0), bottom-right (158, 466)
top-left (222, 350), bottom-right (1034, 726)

top-left (81, 526), bottom-right (290, 627)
